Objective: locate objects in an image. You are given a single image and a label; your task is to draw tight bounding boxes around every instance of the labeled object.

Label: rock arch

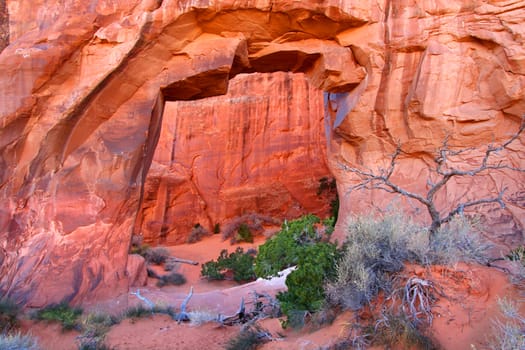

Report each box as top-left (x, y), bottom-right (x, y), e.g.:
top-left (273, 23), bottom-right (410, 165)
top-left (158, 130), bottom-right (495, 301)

top-left (0, 2), bottom-right (367, 306)
top-left (0, 1), bottom-right (524, 306)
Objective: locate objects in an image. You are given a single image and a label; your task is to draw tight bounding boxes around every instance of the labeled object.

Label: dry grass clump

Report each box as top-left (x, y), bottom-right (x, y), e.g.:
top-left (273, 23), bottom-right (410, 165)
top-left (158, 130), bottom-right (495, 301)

top-left (326, 210), bottom-right (489, 311)
top-left (187, 224), bottom-right (210, 244)
top-left (225, 324), bottom-right (272, 350)
top-left (488, 297), bottom-right (525, 350)
top-left (156, 272), bottom-right (187, 287)
top-left (0, 332), bottom-right (40, 350)
top-left (143, 246), bottom-right (170, 265)
top-left (77, 312), bottom-right (119, 350)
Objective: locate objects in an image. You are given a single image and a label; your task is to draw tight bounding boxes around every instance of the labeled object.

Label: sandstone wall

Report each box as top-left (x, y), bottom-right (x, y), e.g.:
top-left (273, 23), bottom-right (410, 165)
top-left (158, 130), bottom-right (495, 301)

top-left (0, 0), bottom-right (523, 306)
top-left (137, 72), bottom-right (331, 245)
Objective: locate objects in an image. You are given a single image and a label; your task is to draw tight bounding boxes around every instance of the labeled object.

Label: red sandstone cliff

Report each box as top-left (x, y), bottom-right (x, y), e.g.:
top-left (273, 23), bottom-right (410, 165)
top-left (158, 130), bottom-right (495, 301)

top-left (0, 0), bottom-right (523, 306)
top-left (136, 72), bottom-right (331, 244)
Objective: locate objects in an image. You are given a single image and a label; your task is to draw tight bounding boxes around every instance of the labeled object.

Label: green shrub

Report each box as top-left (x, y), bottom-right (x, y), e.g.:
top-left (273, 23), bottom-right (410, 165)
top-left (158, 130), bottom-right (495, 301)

top-left (0, 297), bottom-right (20, 333)
top-left (201, 248), bottom-right (256, 282)
top-left (277, 242), bottom-right (339, 323)
top-left (254, 214), bottom-right (325, 278)
top-left (34, 301), bottom-right (83, 331)
top-left (143, 247), bottom-right (170, 265)
top-left (235, 223), bottom-right (253, 243)
top-left (156, 272), bottom-right (187, 287)
top-left (0, 332), bottom-right (40, 350)
top-left (253, 215), bottom-right (339, 326)
top-left (213, 223), bottom-right (221, 234)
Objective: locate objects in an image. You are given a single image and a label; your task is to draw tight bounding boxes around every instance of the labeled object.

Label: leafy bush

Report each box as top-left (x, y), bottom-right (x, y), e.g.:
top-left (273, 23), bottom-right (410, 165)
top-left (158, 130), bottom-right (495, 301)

top-left (201, 248), bottom-right (256, 282)
top-left (253, 215), bottom-right (339, 326)
top-left (156, 272), bottom-right (187, 287)
top-left (235, 223), bottom-right (253, 243)
top-left (213, 223), bottom-right (221, 234)
top-left (143, 247), bottom-right (170, 265)
top-left (34, 301), bottom-right (83, 331)
top-left (0, 332), bottom-right (40, 350)
top-left (0, 297), bottom-right (20, 333)
top-left (187, 224), bottom-right (210, 244)
top-left (277, 242), bottom-right (339, 323)
top-left (255, 214), bottom-right (326, 278)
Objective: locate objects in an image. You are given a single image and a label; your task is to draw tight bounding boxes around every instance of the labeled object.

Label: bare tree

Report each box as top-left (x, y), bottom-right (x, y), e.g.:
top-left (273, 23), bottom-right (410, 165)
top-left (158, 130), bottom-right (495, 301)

top-left (341, 118), bottom-right (525, 236)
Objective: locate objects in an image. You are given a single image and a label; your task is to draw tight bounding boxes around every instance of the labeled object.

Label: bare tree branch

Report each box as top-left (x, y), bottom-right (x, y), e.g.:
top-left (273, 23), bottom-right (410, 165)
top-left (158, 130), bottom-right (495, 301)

top-left (342, 116), bottom-right (525, 235)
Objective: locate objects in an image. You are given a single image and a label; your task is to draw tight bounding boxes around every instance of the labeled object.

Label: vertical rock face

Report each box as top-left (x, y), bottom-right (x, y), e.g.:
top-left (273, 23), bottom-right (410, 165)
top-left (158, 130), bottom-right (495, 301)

top-left (136, 72), bottom-right (331, 244)
top-left (0, 1), bottom-right (8, 53)
top-left (0, 0), bottom-right (523, 305)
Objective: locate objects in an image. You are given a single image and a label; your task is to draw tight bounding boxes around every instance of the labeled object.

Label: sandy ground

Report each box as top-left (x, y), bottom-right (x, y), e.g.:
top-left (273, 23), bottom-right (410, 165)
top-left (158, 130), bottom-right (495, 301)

top-left (20, 234), bottom-right (525, 350)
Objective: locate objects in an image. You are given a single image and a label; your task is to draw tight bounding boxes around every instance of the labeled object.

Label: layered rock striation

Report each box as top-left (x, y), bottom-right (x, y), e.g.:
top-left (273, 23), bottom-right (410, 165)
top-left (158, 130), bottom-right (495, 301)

top-left (136, 72), bottom-right (331, 245)
top-left (0, 0), bottom-right (523, 306)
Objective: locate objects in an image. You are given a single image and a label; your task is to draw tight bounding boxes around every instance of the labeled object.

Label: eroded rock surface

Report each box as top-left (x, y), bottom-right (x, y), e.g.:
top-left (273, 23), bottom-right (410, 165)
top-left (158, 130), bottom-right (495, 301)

top-left (136, 72), bottom-right (331, 245)
top-left (0, 0), bottom-right (523, 306)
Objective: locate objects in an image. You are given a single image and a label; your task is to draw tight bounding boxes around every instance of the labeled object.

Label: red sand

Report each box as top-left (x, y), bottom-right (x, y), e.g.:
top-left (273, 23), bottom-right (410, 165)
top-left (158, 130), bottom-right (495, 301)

top-left (20, 234), bottom-right (525, 350)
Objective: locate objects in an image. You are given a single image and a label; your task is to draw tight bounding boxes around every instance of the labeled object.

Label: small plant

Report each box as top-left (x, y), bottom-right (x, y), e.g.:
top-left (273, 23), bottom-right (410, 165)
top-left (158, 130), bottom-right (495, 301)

top-left (0, 297), bottom-right (20, 333)
top-left (34, 301), bottom-right (83, 331)
top-left (187, 223), bottom-right (210, 244)
top-left (156, 272), bottom-right (187, 287)
top-left (222, 214), bottom-right (281, 243)
top-left (201, 248), bottom-right (256, 282)
top-left (488, 297), bottom-right (525, 350)
top-left (235, 223), bottom-right (253, 243)
top-left (187, 310), bottom-right (218, 325)
top-left (225, 324), bottom-right (271, 350)
top-left (77, 312), bottom-right (118, 350)
top-left (123, 304), bottom-right (154, 319)
top-left (213, 223), bottom-right (221, 234)
top-left (372, 311), bottom-right (437, 350)
top-left (506, 246), bottom-right (525, 265)
top-left (143, 246), bottom-right (170, 265)
top-left (0, 332), bottom-right (40, 350)
top-left (130, 243), bottom-right (150, 256)
top-left (123, 304), bottom-right (176, 320)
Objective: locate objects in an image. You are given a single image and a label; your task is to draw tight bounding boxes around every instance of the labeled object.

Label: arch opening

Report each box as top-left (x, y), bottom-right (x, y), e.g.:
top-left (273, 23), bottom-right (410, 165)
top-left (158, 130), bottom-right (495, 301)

top-left (136, 72), bottom-right (339, 245)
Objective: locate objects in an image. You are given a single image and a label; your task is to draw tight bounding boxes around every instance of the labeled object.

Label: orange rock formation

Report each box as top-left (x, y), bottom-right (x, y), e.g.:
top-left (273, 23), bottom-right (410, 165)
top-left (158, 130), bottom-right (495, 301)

top-left (136, 72), bottom-right (331, 245)
top-left (0, 0), bottom-right (523, 306)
